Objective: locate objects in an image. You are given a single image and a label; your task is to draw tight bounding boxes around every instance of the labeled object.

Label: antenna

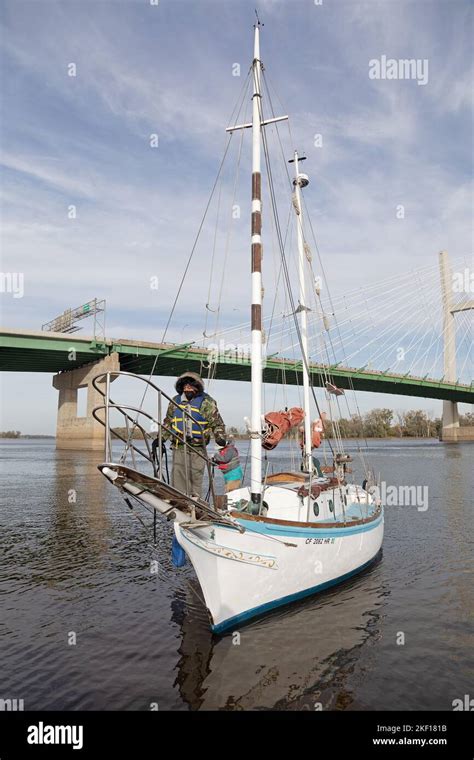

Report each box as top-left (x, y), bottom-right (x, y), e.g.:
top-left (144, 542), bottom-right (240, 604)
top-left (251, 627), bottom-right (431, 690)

top-left (254, 8), bottom-right (263, 27)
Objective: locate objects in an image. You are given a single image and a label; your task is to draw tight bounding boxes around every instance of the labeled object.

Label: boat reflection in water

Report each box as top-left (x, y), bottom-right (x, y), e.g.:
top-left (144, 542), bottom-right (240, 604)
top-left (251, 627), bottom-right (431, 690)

top-left (171, 555), bottom-right (385, 711)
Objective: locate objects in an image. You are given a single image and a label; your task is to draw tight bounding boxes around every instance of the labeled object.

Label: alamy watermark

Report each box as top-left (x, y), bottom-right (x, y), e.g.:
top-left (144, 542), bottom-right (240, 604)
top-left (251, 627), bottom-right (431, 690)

top-left (452, 694), bottom-right (473, 710)
top-left (374, 481), bottom-right (429, 512)
top-left (0, 272), bottom-right (24, 298)
top-left (369, 55), bottom-right (429, 86)
top-left (0, 697), bottom-right (24, 711)
top-left (207, 340), bottom-right (267, 367)
top-left (452, 268), bottom-right (474, 293)
top-left (27, 722), bottom-right (83, 750)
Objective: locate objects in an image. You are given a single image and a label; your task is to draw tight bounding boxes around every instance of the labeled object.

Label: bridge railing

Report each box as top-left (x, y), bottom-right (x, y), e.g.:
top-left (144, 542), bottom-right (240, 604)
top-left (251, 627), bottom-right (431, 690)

top-left (91, 370), bottom-right (218, 505)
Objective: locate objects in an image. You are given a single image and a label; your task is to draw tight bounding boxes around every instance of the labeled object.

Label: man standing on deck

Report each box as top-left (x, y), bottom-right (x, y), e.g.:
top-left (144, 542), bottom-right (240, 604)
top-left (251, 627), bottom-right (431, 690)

top-left (153, 371), bottom-right (226, 497)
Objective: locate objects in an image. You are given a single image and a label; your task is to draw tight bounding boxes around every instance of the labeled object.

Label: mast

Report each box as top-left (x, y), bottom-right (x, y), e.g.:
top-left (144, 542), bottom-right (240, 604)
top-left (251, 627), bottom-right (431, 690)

top-left (223, 18), bottom-right (287, 502)
top-left (291, 151), bottom-right (312, 472)
top-left (250, 18), bottom-right (263, 504)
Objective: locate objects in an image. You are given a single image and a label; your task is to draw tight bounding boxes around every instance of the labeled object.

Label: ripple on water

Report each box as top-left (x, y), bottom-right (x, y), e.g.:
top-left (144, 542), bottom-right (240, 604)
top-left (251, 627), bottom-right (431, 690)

top-left (1, 439), bottom-right (473, 710)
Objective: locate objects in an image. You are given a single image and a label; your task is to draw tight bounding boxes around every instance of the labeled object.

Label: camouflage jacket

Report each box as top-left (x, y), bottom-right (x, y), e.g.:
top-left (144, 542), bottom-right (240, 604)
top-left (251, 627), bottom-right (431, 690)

top-left (161, 392), bottom-right (225, 447)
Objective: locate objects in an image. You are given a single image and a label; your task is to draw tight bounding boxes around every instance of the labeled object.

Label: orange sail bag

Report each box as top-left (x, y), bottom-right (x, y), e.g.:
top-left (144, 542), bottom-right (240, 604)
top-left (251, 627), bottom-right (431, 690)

top-left (262, 407), bottom-right (305, 451)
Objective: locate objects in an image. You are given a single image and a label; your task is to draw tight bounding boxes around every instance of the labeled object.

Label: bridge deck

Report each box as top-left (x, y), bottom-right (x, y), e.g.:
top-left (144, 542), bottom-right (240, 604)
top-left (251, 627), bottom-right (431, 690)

top-left (1, 327), bottom-right (472, 403)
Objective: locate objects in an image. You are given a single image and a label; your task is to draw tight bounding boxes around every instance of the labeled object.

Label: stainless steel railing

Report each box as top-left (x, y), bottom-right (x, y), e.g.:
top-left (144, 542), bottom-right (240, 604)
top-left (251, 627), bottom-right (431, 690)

top-left (91, 371), bottom-right (217, 505)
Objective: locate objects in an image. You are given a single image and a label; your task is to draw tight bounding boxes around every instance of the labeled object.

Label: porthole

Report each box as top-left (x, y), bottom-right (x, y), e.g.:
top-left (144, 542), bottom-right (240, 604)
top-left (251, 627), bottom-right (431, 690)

top-left (328, 499), bottom-right (334, 513)
top-left (313, 501), bottom-right (319, 517)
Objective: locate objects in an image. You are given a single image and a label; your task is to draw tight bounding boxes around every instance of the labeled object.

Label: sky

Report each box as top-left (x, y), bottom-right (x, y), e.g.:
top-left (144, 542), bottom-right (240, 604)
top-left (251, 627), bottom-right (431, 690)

top-left (0, 0), bottom-right (472, 434)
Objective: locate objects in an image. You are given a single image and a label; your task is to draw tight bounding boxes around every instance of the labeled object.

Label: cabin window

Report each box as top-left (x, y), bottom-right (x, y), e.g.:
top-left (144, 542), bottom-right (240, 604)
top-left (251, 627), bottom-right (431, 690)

top-left (328, 499), bottom-right (334, 512)
top-left (313, 501), bottom-right (319, 517)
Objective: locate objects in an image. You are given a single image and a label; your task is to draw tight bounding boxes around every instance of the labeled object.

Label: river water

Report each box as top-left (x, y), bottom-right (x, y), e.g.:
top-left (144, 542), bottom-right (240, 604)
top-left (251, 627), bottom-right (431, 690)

top-left (1, 438), bottom-right (472, 711)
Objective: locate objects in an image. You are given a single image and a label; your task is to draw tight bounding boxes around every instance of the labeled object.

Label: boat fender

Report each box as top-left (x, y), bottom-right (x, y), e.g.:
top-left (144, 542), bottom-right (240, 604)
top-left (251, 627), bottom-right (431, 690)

top-left (172, 536), bottom-right (187, 567)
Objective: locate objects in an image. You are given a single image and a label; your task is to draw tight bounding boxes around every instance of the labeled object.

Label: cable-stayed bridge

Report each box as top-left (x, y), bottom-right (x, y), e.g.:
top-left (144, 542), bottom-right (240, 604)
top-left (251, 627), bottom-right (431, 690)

top-left (0, 252), bottom-right (472, 448)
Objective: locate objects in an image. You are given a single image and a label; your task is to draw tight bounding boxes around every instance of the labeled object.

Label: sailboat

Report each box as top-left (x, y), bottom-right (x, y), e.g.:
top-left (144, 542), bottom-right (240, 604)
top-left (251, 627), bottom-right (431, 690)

top-left (94, 20), bottom-right (384, 634)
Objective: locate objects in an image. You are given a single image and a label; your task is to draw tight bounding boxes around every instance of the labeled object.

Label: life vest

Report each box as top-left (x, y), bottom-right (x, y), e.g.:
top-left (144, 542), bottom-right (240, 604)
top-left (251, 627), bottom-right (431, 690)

top-left (171, 393), bottom-right (209, 444)
top-left (262, 407), bottom-right (305, 451)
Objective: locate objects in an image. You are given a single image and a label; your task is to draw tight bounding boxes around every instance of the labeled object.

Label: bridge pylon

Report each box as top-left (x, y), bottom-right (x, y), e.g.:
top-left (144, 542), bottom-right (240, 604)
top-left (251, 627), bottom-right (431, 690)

top-left (439, 250), bottom-right (474, 442)
top-left (52, 352), bottom-right (120, 450)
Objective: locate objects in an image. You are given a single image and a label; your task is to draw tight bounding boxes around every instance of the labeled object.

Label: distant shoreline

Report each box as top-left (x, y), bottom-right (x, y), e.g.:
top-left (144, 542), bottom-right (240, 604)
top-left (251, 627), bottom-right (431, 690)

top-left (0, 434), bottom-right (55, 439)
top-left (0, 433), bottom-right (442, 441)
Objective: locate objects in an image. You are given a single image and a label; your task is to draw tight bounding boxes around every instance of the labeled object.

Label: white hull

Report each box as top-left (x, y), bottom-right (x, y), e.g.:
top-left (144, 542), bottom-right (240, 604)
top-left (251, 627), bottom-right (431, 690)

top-left (100, 464), bottom-right (383, 633)
top-left (175, 496), bottom-right (383, 633)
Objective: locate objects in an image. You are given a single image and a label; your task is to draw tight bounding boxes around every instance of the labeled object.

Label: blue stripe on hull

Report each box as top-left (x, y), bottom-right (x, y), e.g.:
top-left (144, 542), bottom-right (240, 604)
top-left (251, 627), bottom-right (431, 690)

top-left (211, 554), bottom-right (380, 634)
top-left (233, 513), bottom-right (383, 539)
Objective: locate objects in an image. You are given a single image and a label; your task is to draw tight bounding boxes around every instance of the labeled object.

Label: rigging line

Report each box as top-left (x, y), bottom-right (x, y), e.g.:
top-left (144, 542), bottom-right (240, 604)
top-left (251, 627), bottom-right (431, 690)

top-left (263, 68), bottom-right (338, 400)
top-left (159, 136), bottom-right (234, 348)
top-left (119, 78), bottom-right (256, 449)
top-left (210, 96), bottom-right (248, 347)
top-left (261, 70), bottom-right (293, 189)
top-left (205, 99), bottom-right (248, 393)
top-left (306, 279), bottom-right (371, 476)
top-left (226, 65), bottom-right (253, 128)
top-left (161, 68), bottom-right (253, 350)
top-left (262, 69), bottom-right (297, 175)
top-left (202, 174), bottom-right (223, 341)
top-left (259, 96), bottom-right (335, 458)
top-left (267, 199), bottom-right (293, 345)
top-left (300, 200), bottom-right (373, 461)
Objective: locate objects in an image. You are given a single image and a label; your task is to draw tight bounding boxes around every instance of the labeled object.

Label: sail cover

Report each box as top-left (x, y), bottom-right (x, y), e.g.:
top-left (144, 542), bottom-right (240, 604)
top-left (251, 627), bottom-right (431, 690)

top-left (262, 407), bottom-right (305, 450)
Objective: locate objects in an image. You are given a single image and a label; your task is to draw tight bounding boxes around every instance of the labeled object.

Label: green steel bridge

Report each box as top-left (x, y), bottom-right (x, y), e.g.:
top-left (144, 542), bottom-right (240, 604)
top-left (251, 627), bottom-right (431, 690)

top-left (1, 327), bottom-right (472, 404)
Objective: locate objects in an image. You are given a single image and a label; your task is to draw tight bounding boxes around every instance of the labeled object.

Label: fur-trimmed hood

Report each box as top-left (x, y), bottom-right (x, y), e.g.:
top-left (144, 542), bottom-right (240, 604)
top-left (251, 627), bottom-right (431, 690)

top-left (175, 371), bottom-right (205, 395)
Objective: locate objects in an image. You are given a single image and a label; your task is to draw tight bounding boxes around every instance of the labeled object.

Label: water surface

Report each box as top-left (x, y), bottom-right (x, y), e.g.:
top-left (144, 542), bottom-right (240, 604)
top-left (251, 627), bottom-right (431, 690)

top-left (1, 438), bottom-right (472, 710)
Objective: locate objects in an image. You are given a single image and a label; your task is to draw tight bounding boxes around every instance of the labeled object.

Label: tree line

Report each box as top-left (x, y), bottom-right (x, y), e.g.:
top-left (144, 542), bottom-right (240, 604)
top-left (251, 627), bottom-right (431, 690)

top-left (2, 410), bottom-right (473, 440)
top-left (228, 410), bottom-right (474, 439)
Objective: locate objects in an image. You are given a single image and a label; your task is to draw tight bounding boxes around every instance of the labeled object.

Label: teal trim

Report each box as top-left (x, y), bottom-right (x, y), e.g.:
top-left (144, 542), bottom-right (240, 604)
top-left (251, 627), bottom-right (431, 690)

top-left (233, 512), bottom-right (383, 539)
top-left (211, 555), bottom-right (379, 634)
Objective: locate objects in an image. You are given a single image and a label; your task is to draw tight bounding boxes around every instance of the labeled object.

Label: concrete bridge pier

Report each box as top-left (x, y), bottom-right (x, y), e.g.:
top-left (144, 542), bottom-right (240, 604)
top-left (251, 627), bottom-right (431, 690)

top-left (441, 400), bottom-right (460, 442)
top-left (53, 353), bottom-right (120, 450)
